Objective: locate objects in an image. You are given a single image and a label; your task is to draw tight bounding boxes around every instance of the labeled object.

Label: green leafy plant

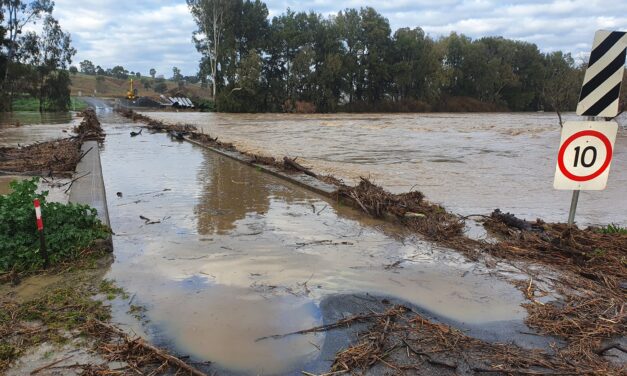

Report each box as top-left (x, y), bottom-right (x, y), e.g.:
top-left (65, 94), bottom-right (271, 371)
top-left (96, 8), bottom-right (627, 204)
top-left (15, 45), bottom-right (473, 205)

top-left (0, 178), bottom-right (109, 272)
top-left (597, 223), bottom-right (627, 235)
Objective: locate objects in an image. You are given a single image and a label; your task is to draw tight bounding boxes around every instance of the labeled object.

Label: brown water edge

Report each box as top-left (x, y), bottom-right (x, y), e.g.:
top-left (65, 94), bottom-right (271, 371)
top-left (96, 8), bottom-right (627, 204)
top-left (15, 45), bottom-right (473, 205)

top-left (141, 111), bottom-right (627, 227)
top-left (0, 112), bottom-right (80, 147)
top-left (98, 118), bottom-right (530, 374)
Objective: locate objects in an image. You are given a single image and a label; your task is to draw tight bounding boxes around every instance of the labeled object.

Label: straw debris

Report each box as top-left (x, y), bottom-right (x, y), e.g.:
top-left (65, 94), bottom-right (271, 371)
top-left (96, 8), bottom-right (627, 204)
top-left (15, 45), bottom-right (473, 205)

top-left (329, 305), bottom-right (622, 375)
top-left (0, 108), bottom-right (106, 176)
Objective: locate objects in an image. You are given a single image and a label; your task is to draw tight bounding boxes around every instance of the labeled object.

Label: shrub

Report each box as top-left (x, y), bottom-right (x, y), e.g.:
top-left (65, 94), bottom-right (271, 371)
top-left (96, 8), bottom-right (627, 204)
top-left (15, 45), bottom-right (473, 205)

top-left (0, 178), bottom-right (109, 272)
top-left (191, 97), bottom-right (215, 112)
top-left (153, 82), bottom-right (168, 94)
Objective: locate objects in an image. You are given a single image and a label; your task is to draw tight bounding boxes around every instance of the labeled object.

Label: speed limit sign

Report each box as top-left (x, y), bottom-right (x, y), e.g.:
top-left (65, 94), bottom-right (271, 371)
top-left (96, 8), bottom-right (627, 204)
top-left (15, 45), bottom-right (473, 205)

top-left (554, 121), bottom-right (618, 190)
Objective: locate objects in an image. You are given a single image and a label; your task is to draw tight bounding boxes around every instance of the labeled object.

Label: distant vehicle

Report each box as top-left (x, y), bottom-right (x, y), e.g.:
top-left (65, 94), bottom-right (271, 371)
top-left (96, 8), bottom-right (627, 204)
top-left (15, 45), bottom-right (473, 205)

top-left (126, 79), bottom-right (138, 100)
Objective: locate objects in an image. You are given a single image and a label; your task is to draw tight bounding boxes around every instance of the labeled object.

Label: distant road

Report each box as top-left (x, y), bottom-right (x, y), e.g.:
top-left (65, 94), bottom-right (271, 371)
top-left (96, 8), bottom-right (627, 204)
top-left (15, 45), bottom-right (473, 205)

top-left (81, 97), bottom-right (113, 110)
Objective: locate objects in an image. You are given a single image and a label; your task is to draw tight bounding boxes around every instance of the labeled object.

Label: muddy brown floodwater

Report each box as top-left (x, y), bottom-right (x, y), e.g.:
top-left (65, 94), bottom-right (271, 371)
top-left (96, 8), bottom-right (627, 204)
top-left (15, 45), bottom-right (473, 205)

top-left (0, 111), bottom-right (79, 147)
top-left (95, 112), bottom-right (535, 375)
top-left (143, 111), bottom-right (627, 227)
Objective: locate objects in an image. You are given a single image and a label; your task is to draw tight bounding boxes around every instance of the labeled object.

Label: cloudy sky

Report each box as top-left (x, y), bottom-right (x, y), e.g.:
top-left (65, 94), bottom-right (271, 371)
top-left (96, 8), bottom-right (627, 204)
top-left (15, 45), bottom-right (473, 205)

top-left (49, 0), bottom-right (627, 77)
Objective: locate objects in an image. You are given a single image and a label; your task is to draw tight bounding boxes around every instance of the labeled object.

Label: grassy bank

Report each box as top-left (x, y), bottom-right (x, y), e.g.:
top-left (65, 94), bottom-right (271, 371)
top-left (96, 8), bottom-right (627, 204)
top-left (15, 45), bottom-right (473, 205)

top-left (11, 97), bottom-right (88, 112)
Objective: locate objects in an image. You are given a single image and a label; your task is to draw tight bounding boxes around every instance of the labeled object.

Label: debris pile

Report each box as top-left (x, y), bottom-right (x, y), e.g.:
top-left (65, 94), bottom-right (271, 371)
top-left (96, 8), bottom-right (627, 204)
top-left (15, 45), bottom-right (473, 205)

top-left (0, 138), bottom-right (82, 176)
top-left (484, 210), bottom-right (627, 361)
top-left (336, 177), bottom-right (465, 240)
top-left (117, 108), bottom-right (196, 134)
top-left (329, 304), bottom-right (619, 375)
top-left (486, 210), bottom-right (626, 288)
top-left (74, 108), bottom-right (105, 141)
top-left (0, 109), bottom-right (105, 176)
top-left (83, 319), bottom-right (208, 376)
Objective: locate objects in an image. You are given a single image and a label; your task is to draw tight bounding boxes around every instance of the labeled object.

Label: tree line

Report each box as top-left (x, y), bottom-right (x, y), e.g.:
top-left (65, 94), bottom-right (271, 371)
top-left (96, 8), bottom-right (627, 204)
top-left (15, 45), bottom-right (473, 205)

top-left (0, 0), bottom-right (76, 112)
top-left (188, 0), bottom-right (588, 113)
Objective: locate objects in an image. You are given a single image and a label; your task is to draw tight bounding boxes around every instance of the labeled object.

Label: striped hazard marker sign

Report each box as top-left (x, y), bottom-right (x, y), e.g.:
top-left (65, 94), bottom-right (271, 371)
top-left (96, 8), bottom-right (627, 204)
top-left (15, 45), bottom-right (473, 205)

top-left (576, 30), bottom-right (627, 118)
top-left (33, 199), bottom-right (49, 267)
top-left (34, 199), bottom-right (44, 231)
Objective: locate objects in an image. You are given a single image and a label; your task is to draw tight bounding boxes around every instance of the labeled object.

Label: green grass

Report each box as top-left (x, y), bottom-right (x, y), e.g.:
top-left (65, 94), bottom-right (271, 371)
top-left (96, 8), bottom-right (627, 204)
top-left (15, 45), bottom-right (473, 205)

top-left (597, 223), bottom-right (627, 235)
top-left (11, 97), bottom-right (87, 111)
top-left (11, 97), bottom-right (40, 111)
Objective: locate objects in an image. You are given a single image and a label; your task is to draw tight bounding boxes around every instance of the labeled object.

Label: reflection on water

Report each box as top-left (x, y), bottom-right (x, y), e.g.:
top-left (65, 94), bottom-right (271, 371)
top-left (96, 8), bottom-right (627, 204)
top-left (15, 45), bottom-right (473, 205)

top-left (0, 111), bottom-right (73, 127)
top-left (99, 115), bottom-right (526, 374)
top-left (0, 111), bottom-right (79, 146)
top-left (144, 111), bottom-right (626, 226)
top-left (196, 154), bottom-right (271, 235)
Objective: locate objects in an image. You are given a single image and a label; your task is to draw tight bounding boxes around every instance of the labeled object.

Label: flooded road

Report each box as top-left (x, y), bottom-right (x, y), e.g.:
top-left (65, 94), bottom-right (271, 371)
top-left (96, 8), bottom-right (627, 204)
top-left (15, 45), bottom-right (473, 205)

top-left (98, 112), bottom-right (528, 374)
top-left (144, 112), bottom-right (626, 226)
top-left (0, 111), bottom-right (79, 147)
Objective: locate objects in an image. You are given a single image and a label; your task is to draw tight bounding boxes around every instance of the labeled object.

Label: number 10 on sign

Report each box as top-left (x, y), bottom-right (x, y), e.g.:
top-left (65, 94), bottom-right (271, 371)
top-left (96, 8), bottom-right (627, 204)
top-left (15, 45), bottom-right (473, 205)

top-left (554, 121), bottom-right (617, 191)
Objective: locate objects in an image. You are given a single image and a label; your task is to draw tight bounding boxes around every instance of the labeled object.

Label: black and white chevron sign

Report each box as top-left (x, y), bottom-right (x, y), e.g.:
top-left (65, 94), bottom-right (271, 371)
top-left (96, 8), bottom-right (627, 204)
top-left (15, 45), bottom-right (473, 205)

top-left (576, 30), bottom-right (627, 118)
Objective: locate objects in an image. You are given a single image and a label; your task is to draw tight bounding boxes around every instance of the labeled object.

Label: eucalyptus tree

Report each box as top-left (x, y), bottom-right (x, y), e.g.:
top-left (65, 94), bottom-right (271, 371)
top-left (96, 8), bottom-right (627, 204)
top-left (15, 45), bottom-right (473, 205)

top-left (1, 0), bottom-right (53, 109)
top-left (188, 0), bottom-right (233, 97)
top-left (359, 7), bottom-right (392, 104)
top-left (18, 15), bottom-right (75, 111)
top-left (336, 8), bottom-right (363, 104)
top-left (79, 59), bottom-right (95, 74)
top-left (542, 51), bottom-right (584, 126)
top-left (391, 27), bottom-right (439, 102)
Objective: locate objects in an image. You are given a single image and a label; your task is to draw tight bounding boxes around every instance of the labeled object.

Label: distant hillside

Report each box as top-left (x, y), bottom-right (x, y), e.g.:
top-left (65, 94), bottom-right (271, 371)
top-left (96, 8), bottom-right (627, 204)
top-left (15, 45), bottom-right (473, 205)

top-left (70, 73), bottom-right (212, 100)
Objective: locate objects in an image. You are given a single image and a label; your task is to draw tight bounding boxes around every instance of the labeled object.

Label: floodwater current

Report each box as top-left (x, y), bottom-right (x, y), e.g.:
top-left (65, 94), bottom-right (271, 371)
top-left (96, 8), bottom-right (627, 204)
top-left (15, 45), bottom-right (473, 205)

top-left (0, 111), bottom-right (78, 146)
top-left (144, 111), bottom-right (627, 227)
top-left (95, 111), bottom-right (529, 374)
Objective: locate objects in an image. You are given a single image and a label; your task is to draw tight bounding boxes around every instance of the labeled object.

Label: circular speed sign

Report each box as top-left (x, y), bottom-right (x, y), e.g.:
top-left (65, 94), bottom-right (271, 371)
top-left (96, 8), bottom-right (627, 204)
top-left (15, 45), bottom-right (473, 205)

top-left (554, 121), bottom-right (618, 191)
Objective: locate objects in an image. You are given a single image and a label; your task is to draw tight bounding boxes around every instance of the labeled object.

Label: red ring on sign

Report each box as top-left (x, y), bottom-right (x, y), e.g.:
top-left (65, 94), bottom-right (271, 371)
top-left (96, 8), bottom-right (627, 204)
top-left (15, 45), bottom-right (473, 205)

top-left (557, 130), bottom-right (613, 182)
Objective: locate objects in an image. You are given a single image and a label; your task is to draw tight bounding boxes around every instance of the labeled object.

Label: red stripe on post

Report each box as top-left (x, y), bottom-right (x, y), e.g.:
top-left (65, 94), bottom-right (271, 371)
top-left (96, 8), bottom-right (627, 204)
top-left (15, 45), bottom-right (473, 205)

top-left (33, 199), bottom-right (43, 231)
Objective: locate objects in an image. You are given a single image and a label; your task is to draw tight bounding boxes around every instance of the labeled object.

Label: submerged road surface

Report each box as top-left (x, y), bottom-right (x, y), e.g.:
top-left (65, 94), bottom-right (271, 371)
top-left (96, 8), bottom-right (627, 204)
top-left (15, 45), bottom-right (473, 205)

top-left (145, 111), bottom-right (627, 227)
top-left (95, 110), bottom-right (544, 374)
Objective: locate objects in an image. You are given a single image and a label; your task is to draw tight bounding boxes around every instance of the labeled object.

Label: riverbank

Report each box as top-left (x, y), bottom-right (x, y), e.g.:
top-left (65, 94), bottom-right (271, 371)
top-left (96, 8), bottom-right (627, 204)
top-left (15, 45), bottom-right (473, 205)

top-left (119, 108), bottom-right (626, 373)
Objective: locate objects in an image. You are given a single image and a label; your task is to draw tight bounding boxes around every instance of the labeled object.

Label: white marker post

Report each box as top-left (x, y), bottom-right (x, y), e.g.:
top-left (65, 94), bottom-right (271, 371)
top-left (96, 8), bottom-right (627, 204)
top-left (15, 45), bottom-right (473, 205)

top-left (33, 199), bottom-right (49, 268)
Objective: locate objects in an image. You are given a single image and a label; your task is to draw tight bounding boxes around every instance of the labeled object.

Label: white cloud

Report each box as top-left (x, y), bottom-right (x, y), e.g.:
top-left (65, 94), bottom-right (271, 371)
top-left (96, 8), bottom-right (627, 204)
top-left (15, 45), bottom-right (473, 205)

top-left (47, 0), bottom-right (627, 75)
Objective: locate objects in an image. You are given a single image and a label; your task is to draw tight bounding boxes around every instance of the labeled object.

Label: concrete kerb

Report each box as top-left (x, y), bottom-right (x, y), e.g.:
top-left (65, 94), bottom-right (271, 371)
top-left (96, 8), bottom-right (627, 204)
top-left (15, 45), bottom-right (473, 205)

top-left (68, 140), bottom-right (113, 251)
top-left (182, 136), bottom-right (338, 198)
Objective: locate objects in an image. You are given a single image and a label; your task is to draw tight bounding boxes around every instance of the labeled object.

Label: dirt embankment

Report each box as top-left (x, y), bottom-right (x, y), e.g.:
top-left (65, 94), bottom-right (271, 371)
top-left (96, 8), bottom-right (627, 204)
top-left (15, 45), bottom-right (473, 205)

top-left (0, 109), bottom-right (104, 176)
top-left (118, 108), bottom-right (626, 374)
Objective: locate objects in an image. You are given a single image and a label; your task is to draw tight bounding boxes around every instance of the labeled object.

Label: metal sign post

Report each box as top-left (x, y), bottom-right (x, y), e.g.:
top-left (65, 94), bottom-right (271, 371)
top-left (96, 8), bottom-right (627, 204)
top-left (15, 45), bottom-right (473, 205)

top-left (567, 190), bottom-right (580, 226)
